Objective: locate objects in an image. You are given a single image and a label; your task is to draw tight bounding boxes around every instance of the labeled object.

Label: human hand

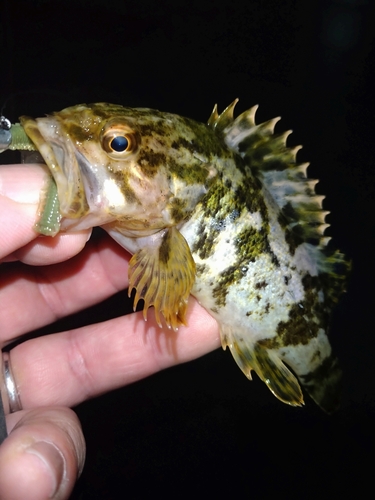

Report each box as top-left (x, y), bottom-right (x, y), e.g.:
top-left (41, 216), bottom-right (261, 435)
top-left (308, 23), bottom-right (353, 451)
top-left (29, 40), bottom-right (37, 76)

top-left (0, 164), bottom-right (220, 499)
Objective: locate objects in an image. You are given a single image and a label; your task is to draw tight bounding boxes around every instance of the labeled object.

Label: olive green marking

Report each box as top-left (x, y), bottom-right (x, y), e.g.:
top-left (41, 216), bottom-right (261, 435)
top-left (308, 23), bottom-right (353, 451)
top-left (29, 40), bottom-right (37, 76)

top-left (276, 302), bottom-right (320, 346)
top-left (201, 179), bottom-right (232, 220)
top-left (171, 137), bottom-right (193, 152)
top-left (277, 212), bottom-right (288, 229)
top-left (200, 173), bottom-right (266, 224)
top-left (196, 171), bottom-right (279, 307)
top-left (277, 210), bottom-right (305, 255)
top-left (138, 149), bottom-right (166, 177)
top-left (250, 342), bottom-right (303, 406)
top-left (90, 104), bottom-right (161, 120)
top-left (138, 121), bottom-right (170, 137)
top-left (212, 225), bottom-right (278, 307)
top-left (159, 229), bottom-right (172, 264)
top-left (319, 269), bottom-right (349, 310)
top-left (255, 280), bottom-right (268, 289)
top-left (191, 221), bottom-right (218, 260)
top-left (107, 168), bottom-right (141, 205)
top-left (280, 201), bottom-right (327, 249)
top-left (302, 274), bottom-right (330, 324)
top-left (212, 265), bottom-right (246, 306)
top-left (237, 223), bottom-right (279, 267)
top-left (65, 123), bottom-right (94, 143)
top-left (171, 132), bottom-right (229, 160)
top-left (238, 134), bottom-right (269, 158)
top-left (168, 156), bottom-right (214, 186)
top-left (258, 156), bottom-right (289, 172)
top-left (90, 103), bottom-right (131, 119)
top-left (284, 227), bottom-right (305, 255)
top-left (281, 201), bottom-right (299, 222)
top-left (167, 197), bottom-right (187, 223)
top-left (195, 263), bottom-right (208, 277)
top-left (260, 273), bottom-right (329, 349)
top-left (201, 179), bottom-right (229, 219)
top-left (237, 125), bottom-right (290, 173)
top-left (234, 177), bottom-right (270, 225)
top-left (237, 226), bottom-right (272, 263)
top-left (178, 117), bottom-right (230, 158)
top-left (232, 153), bottom-right (250, 176)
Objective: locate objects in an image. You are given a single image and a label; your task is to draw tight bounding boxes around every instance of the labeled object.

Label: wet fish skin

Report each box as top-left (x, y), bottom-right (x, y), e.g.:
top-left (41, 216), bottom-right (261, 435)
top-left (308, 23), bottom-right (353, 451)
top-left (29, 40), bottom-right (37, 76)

top-left (20, 101), bottom-right (349, 411)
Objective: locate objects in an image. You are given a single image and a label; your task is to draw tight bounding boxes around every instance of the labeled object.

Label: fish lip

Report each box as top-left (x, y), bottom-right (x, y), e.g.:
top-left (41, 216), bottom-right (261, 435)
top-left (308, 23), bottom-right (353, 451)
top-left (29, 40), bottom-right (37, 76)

top-left (20, 117), bottom-right (120, 229)
top-left (20, 116), bottom-right (90, 218)
top-left (20, 115), bottom-right (66, 172)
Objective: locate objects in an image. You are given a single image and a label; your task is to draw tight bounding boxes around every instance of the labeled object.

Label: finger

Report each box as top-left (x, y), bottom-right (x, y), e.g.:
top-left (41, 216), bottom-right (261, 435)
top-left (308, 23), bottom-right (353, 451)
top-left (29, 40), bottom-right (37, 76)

top-left (0, 164), bottom-right (48, 258)
top-left (7, 230), bottom-right (92, 265)
top-left (0, 195), bottom-right (41, 259)
top-left (8, 299), bottom-right (220, 409)
top-left (0, 164), bottom-right (48, 204)
top-left (0, 164), bottom-right (91, 264)
top-left (0, 234), bottom-right (130, 342)
top-left (0, 406), bottom-right (85, 500)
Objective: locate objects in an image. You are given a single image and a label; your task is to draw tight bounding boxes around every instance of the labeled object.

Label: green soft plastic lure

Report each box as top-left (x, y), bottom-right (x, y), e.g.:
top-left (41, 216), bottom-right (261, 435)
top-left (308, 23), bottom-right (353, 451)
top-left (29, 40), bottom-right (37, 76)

top-left (2, 101), bottom-right (350, 412)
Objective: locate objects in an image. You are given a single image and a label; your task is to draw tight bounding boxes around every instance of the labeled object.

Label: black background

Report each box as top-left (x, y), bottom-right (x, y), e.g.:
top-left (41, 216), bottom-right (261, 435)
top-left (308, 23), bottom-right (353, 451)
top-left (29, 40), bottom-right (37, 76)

top-left (1, 0), bottom-right (374, 498)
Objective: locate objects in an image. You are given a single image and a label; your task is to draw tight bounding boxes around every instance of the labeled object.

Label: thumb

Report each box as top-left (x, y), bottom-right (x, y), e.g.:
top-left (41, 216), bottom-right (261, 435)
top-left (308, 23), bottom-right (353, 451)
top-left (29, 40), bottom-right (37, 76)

top-left (0, 406), bottom-right (85, 500)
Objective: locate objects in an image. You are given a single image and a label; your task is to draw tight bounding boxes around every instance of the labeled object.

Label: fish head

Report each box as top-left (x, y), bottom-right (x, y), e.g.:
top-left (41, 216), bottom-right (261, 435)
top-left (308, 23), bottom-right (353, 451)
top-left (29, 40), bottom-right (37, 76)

top-left (20, 103), bottom-right (220, 235)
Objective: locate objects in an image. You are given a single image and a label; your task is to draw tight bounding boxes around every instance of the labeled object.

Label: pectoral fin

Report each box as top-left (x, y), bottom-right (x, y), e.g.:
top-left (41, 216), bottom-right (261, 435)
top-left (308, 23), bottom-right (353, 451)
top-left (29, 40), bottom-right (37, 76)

top-left (128, 226), bottom-right (196, 330)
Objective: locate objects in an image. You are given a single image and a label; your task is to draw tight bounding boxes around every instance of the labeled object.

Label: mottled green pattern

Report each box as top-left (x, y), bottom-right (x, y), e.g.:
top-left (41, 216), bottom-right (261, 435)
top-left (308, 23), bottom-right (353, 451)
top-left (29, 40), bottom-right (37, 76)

top-left (19, 100), bottom-right (349, 412)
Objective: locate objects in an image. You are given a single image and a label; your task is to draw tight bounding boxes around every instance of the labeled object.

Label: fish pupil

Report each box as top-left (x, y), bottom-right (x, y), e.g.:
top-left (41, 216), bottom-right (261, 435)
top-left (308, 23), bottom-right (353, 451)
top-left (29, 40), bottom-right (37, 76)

top-left (111, 135), bottom-right (128, 152)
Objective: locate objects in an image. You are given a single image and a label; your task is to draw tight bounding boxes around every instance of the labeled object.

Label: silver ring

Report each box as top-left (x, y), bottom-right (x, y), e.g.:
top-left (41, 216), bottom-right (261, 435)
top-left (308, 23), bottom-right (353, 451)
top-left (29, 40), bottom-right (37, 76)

top-left (2, 351), bottom-right (22, 413)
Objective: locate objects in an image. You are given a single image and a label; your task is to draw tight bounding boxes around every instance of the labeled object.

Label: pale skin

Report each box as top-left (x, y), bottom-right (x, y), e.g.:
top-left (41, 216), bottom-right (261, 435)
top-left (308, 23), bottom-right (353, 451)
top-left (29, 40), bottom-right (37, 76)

top-left (0, 164), bottom-right (220, 500)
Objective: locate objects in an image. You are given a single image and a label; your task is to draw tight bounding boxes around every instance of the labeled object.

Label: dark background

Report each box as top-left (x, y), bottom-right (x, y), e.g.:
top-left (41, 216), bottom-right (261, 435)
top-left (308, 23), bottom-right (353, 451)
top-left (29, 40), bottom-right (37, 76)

top-left (1, 0), bottom-right (374, 497)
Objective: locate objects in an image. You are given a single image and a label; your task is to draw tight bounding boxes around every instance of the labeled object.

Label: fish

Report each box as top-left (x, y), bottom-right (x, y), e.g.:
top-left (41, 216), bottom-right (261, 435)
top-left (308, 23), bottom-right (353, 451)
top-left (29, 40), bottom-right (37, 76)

top-left (19, 100), bottom-right (349, 412)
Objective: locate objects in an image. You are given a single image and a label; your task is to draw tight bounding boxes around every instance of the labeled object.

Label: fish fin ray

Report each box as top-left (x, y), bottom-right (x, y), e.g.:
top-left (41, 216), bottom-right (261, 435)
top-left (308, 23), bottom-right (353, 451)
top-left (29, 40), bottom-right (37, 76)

top-left (128, 227), bottom-right (195, 330)
top-left (299, 353), bottom-right (342, 414)
top-left (208, 100), bottom-right (350, 301)
top-left (221, 327), bottom-right (304, 407)
top-left (251, 343), bottom-right (304, 407)
top-left (207, 98), bottom-right (239, 132)
top-left (208, 101), bottom-right (330, 248)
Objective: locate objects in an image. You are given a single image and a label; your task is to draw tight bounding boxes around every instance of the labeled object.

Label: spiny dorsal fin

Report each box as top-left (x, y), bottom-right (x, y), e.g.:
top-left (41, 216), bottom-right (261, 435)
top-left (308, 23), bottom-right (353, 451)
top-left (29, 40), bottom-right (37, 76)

top-left (208, 99), bottom-right (329, 248)
top-left (207, 99), bottom-right (239, 132)
top-left (208, 100), bottom-right (350, 301)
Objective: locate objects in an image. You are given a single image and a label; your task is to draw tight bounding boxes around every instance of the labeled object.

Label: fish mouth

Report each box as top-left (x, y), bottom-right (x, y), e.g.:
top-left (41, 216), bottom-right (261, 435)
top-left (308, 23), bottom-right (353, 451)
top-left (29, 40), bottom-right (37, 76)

top-left (19, 115), bottom-right (115, 232)
top-left (17, 117), bottom-right (121, 231)
top-left (19, 115), bottom-right (89, 217)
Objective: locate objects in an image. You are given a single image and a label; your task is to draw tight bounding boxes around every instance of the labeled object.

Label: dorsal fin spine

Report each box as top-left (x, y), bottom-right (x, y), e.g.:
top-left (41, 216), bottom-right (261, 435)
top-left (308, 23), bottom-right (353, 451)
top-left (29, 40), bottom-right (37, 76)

top-left (207, 100), bottom-right (350, 300)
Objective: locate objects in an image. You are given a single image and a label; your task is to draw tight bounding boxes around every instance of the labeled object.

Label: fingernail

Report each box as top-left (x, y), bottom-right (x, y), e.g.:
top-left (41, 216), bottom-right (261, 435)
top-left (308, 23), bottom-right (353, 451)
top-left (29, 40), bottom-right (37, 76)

top-left (26, 441), bottom-right (66, 498)
top-left (86, 229), bottom-right (92, 242)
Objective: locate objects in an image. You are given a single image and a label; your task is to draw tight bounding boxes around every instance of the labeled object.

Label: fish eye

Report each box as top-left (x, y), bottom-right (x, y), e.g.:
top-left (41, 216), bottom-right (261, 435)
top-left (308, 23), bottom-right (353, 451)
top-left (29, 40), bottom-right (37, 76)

top-left (101, 122), bottom-right (139, 158)
top-left (110, 135), bottom-right (129, 152)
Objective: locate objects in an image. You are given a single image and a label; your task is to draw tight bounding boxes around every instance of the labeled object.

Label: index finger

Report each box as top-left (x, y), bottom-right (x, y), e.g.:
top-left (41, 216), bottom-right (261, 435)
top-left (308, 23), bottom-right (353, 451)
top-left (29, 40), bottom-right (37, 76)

top-left (6, 299), bottom-right (220, 411)
top-left (0, 233), bottom-right (131, 342)
top-left (0, 164), bottom-right (47, 258)
top-left (0, 164), bottom-right (91, 264)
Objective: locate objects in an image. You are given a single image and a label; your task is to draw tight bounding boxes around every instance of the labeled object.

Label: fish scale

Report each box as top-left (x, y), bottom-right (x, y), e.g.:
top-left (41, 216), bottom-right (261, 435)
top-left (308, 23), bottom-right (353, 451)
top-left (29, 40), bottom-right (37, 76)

top-left (6, 100), bottom-right (349, 412)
